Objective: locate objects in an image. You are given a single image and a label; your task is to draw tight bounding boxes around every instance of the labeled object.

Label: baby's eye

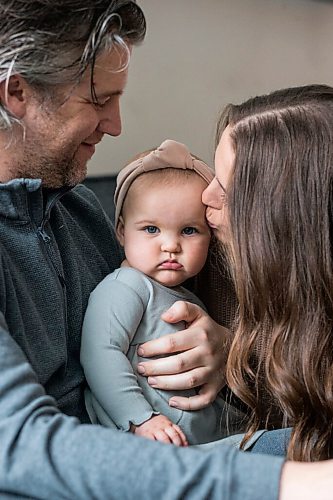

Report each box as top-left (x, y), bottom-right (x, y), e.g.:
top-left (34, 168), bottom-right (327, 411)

top-left (182, 227), bottom-right (198, 236)
top-left (144, 226), bottom-right (159, 234)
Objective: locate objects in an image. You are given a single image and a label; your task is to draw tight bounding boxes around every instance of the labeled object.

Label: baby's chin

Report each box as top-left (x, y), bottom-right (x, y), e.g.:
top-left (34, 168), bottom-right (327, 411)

top-left (149, 271), bottom-right (188, 288)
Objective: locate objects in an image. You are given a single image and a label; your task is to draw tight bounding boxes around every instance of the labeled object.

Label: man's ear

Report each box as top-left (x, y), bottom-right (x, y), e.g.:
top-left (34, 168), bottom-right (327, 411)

top-left (116, 216), bottom-right (125, 246)
top-left (0, 75), bottom-right (27, 119)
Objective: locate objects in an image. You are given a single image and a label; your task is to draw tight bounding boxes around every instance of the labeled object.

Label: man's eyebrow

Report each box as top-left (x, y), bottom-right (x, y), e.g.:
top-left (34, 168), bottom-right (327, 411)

top-left (90, 82), bottom-right (125, 99)
top-left (96, 89), bottom-right (124, 98)
top-left (215, 176), bottom-right (227, 193)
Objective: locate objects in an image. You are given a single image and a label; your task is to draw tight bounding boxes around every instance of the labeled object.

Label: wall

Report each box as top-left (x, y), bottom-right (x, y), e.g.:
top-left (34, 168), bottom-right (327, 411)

top-left (88, 0), bottom-right (333, 176)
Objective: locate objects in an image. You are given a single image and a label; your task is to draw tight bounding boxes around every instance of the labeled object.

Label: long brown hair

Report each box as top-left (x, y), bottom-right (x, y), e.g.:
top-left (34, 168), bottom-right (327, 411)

top-left (221, 84), bottom-right (333, 461)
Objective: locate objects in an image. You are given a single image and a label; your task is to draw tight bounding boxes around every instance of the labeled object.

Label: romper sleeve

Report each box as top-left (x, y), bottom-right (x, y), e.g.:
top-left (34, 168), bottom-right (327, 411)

top-left (80, 271), bottom-right (157, 431)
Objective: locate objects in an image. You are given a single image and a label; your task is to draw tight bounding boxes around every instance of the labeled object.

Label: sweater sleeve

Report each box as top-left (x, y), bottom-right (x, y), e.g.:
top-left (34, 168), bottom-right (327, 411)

top-left (80, 273), bottom-right (157, 430)
top-left (0, 312), bottom-right (284, 500)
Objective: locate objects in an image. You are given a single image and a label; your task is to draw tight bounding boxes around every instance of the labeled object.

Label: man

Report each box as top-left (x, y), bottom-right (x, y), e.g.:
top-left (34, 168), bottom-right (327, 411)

top-left (0, 1), bottom-right (330, 499)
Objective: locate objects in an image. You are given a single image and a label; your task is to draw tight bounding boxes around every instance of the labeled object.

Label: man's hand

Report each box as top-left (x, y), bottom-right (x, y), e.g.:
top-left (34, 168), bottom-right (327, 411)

top-left (131, 415), bottom-right (188, 446)
top-left (137, 301), bottom-right (231, 411)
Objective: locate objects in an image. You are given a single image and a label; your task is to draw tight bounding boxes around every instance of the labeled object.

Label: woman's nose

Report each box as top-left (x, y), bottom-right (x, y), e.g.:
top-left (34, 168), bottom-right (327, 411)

top-left (202, 179), bottom-right (222, 209)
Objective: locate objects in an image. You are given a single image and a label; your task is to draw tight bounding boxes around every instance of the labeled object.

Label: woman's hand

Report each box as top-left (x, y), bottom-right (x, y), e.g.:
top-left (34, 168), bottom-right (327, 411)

top-left (131, 415), bottom-right (188, 446)
top-left (136, 301), bottom-right (231, 411)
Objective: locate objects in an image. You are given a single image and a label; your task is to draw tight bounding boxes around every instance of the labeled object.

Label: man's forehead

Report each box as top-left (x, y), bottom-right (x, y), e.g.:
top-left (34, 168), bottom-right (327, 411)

top-left (80, 47), bottom-right (129, 93)
top-left (78, 49), bottom-right (129, 97)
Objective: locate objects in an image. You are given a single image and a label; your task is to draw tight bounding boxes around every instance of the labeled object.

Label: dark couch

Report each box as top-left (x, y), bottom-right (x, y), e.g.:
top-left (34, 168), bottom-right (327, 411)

top-left (83, 175), bottom-right (117, 222)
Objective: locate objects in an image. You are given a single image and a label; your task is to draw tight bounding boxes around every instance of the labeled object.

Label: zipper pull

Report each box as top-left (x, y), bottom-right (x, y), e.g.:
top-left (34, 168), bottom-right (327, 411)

top-left (38, 227), bottom-right (51, 243)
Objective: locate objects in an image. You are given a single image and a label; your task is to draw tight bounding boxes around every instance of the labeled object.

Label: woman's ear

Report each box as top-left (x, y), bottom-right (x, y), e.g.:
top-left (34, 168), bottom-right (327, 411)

top-left (0, 75), bottom-right (27, 119)
top-left (116, 216), bottom-right (125, 246)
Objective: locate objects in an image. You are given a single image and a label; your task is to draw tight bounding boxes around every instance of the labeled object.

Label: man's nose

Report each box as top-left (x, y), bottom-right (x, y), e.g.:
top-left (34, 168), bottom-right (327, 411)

top-left (97, 99), bottom-right (122, 137)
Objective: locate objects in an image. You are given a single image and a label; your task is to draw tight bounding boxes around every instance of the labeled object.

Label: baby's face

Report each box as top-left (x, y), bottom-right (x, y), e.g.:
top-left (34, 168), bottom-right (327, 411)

top-left (117, 176), bottom-right (211, 287)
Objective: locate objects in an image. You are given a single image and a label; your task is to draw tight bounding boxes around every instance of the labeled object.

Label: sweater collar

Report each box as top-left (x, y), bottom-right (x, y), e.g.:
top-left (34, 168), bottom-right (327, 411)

top-left (0, 178), bottom-right (71, 224)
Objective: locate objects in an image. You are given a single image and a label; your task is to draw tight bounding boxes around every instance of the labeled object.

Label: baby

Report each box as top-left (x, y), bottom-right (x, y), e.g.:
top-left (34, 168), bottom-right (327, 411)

top-left (81, 139), bottom-right (233, 446)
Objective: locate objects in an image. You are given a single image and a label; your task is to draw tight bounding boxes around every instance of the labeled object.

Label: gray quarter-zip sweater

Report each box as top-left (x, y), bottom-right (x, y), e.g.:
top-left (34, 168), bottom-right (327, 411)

top-left (0, 179), bottom-right (283, 499)
top-left (0, 179), bottom-right (123, 421)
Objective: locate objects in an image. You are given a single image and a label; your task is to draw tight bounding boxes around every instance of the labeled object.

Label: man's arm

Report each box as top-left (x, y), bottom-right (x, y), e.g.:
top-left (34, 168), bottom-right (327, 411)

top-left (280, 460), bottom-right (333, 500)
top-left (0, 312), bottom-right (284, 500)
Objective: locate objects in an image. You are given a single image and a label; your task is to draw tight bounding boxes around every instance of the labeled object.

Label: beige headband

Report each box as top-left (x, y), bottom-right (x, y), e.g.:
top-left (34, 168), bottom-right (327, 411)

top-left (114, 139), bottom-right (214, 228)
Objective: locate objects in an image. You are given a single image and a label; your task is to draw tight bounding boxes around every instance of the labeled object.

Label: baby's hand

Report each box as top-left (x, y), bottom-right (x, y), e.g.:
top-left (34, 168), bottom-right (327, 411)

top-left (132, 415), bottom-right (188, 446)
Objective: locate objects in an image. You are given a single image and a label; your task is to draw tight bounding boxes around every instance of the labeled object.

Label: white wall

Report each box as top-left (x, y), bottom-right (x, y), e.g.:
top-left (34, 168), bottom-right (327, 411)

top-left (88, 0), bottom-right (333, 176)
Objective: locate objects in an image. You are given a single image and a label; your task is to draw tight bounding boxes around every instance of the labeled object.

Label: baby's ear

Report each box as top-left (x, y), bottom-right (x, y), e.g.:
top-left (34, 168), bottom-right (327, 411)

top-left (116, 216), bottom-right (125, 246)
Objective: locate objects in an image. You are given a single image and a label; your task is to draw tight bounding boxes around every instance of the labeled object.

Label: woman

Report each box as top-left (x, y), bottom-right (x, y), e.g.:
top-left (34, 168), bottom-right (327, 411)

top-left (113, 84), bottom-right (333, 499)
top-left (203, 83), bottom-right (333, 461)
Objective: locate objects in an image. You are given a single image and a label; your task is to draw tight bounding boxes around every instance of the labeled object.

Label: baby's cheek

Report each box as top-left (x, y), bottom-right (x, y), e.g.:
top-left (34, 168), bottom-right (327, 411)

top-left (128, 246), bottom-right (153, 271)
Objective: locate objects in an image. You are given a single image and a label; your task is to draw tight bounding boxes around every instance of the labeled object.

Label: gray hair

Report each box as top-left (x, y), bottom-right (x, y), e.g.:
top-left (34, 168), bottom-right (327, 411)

top-left (0, 0), bottom-right (146, 129)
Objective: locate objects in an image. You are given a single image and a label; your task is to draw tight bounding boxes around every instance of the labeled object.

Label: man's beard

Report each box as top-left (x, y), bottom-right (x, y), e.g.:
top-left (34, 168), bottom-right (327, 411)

top-left (13, 141), bottom-right (88, 189)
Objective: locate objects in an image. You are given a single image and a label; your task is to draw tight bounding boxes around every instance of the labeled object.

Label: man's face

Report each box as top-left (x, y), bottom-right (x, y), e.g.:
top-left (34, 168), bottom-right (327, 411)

top-left (15, 47), bottom-right (129, 188)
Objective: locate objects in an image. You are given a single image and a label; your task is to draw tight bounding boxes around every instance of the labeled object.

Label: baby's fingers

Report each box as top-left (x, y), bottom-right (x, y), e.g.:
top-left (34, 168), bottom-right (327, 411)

top-left (164, 424), bottom-right (188, 447)
top-left (154, 429), bottom-right (173, 445)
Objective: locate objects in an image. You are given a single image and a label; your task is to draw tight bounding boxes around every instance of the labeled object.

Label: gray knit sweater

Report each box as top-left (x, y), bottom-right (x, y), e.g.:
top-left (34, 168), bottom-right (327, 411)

top-left (0, 179), bottom-right (283, 499)
top-left (0, 179), bottom-right (123, 421)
